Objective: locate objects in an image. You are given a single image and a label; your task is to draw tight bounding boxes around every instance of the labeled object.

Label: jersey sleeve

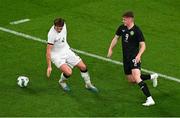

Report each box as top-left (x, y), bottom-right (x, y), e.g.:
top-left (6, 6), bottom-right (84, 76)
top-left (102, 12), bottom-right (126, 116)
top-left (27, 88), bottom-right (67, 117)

top-left (136, 28), bottom-right (145, 42)
top-left (47, 32), bottom-right (55, 45)
top-left (115, 25), bottom-right (123, 36)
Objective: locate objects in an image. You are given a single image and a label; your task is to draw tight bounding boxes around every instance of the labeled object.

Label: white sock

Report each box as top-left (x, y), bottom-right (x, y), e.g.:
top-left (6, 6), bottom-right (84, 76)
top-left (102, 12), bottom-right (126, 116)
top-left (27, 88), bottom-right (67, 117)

top-left (147, 96), bottom-right (153, 100)
top-left (59, 73), bottom-right (68, 82)
top-left (60, 82), bottom-right (67, 88)
top-left (150, 75), bottom-right (153, 79)
top-left (81, 71), bottom-right (91, 85)
top-left (150, 73), bottom-right (158, 80)
top-left (59, 73), bottom-right (68, 88)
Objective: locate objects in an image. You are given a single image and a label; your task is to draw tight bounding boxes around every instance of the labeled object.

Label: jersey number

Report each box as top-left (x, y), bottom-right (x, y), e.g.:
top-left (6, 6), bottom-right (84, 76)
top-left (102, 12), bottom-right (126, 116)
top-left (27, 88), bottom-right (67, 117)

top-left (132, 59), bottom-right (137, 67)
top-left (125, 34), bottom-right (129, 42)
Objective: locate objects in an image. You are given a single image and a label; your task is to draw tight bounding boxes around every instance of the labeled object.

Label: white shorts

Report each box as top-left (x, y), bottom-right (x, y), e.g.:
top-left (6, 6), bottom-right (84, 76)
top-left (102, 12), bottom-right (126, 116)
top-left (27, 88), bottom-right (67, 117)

top-left (51, 49), bottom-right (81, 68)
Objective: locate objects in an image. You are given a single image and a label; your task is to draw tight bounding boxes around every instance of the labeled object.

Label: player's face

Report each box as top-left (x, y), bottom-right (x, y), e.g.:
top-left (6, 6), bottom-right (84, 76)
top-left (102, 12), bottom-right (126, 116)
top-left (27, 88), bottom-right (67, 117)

top-left (54, 26), bottom-right (63, 33)
top-left (122, 17), bottom-right (133, 26)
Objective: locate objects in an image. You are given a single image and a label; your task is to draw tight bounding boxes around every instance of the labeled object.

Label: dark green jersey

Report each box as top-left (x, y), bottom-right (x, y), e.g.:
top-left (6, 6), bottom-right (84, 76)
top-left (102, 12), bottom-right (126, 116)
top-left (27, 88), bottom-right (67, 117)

top-left (116, 25), bottom-right (145, 59)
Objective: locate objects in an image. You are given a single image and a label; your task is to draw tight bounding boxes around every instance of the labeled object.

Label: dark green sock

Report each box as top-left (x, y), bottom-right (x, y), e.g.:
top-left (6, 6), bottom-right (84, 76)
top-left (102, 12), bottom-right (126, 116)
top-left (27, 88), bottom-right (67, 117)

top-left (141, 74), bottom-right (151, 81)
top-left (138, 81), bottom-right (151, 97)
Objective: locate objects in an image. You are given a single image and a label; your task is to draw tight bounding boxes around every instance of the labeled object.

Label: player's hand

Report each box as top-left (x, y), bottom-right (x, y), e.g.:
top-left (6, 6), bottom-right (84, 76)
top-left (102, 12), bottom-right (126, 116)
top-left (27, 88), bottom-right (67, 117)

top-left (135, 55), bottom-right (141, 63)
top-left (107, 49), bottom-right (113, 58)
top-left (47, 66), bottom-right (52, 78)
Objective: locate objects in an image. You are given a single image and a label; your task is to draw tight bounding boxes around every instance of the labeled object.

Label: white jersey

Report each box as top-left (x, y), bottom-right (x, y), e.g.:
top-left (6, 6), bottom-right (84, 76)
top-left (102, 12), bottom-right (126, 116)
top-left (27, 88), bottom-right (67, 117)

top-left (47, 23), bottom-right (70, 54)
top-left (47, 23), bottom-right (81, 68)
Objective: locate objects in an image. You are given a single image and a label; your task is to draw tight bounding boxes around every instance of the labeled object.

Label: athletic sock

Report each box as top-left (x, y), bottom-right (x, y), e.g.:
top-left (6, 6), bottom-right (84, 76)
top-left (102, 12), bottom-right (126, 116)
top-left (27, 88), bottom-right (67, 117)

top-left (141, 74), bottom-right (151, 81)
top-left (80, 69), bottom-right (91, 85)
top-left (60, 73), bottom-right (70, 82)
top-left (59, 73), bottom-right (70, 88)
top-left (138, 81), bottom-right (151, 97)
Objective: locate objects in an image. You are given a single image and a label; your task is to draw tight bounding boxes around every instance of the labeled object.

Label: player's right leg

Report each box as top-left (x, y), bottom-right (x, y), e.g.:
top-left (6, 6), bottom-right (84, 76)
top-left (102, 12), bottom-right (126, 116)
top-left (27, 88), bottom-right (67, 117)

top-left (59, 64), bottom-right (72, 91)
top-left (132, 69), bottom-right (155, 106)
top-left (51, 54), bottom-right (72, 91)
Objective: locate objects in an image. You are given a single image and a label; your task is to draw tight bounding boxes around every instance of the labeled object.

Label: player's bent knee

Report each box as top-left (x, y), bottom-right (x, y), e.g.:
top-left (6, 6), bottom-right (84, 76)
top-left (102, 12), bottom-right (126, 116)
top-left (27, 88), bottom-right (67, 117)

top-left (64, 69), bottom-right (72, 76)
top-left (77, 62), bottom-right (87, 72)
top-left (60, 65), bottom-right (72, 76)
top-left (126, 76), bottom-right (136, 83)
top-left (80, 65), bottom-right (87, 72)
top-left (132, 74), bottom-right (142, 83)
top-left (132, 70), bottom-right (140, 78)
top-left (128, 79), bottom-right (136, 83)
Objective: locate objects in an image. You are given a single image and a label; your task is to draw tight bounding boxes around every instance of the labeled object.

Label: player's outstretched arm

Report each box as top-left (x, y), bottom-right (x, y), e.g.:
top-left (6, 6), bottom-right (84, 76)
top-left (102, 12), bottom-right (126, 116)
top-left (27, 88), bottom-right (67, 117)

top-left (46, 44), bottom-right (53, 78)
top-left (107, 35), bottom-right (119, 58)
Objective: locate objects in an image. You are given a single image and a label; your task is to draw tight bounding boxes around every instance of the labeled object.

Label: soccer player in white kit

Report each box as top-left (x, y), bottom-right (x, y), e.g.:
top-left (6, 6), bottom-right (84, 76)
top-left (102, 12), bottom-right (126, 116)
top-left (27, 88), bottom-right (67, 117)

top-left (46, 18), bottom-right (98, 92)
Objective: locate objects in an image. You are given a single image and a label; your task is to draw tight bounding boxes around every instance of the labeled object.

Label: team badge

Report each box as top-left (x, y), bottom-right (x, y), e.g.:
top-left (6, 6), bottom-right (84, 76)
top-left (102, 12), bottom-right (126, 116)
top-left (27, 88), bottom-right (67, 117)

top-left (130, 31), bottom-right (134, 36)
top-left (62, 37), bottom-right (65, 42)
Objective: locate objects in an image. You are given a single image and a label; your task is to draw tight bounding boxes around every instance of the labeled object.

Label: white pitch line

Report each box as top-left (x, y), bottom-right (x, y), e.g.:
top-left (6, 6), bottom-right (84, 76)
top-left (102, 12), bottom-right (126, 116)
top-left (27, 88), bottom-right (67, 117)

top-left (10, 19), bottom-right (30, 25)
top-left (0, 26), bottom-right (180, 83)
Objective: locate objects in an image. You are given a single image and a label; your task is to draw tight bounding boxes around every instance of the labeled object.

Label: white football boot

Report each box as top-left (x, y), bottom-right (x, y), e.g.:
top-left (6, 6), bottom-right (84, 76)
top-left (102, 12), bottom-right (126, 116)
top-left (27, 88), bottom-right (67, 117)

top-left (151, 73), bottom-right (158, 87)
top-left (85, 83), bottom-right (98, 92)
top-left (142, 96), bottom-right (155, 106)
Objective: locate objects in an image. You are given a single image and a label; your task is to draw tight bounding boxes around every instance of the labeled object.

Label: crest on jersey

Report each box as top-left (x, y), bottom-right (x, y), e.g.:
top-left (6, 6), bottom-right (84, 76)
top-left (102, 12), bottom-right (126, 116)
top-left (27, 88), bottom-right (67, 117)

top-left (130, 31), bottom-right (134, 36)
top-left (62, 37), bottom-right (65, 42)
top-left (54, 38), bottom-right (60, 42)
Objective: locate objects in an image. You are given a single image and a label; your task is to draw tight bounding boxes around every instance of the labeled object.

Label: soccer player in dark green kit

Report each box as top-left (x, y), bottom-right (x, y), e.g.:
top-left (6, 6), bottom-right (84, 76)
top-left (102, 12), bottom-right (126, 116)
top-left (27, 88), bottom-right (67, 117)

top-left (107, 11), bottom-right (158, 106)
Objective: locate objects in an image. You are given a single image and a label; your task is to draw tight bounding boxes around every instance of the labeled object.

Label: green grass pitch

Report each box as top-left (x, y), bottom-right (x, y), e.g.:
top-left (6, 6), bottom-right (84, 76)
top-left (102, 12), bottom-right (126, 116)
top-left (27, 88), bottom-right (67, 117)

top-left (0, 0), bottom-right (180, 116)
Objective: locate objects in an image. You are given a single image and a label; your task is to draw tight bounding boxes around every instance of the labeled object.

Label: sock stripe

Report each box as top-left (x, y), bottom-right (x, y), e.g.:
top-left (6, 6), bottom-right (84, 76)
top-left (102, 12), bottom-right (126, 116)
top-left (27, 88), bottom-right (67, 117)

top-left (138, 81), bottom-right (151, 97)
top-left (80, 69), bottom-right (88, 73)
top-left (63, 73), bottom-right (70, 78)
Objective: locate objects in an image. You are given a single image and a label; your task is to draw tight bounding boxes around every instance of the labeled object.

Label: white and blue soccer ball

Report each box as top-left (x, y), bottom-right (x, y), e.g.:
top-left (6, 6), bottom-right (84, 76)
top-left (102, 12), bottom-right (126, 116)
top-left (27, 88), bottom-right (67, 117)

top-left (17, 76), bottom-right (29, 87)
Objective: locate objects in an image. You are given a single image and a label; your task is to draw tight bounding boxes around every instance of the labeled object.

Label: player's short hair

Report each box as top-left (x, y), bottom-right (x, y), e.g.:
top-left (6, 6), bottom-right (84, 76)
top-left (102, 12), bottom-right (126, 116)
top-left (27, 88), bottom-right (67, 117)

top-left (122, 11), bottom-right (134, 18)
top-left (54, 18), bottom-right (64, 27)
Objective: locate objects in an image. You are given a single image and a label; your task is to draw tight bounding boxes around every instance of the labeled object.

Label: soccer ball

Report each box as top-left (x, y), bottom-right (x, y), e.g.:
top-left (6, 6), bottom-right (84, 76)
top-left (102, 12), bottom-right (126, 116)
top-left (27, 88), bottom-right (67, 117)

top-left (17, 76), bottom-right (29, 87)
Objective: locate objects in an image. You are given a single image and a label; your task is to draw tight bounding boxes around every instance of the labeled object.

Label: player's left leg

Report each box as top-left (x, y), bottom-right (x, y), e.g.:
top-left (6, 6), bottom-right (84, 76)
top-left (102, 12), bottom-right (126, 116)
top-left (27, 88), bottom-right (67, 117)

top-left (141, 73), bottom-right (158, 87)
top-left (132, 69), bottom-right (155, 106)
top-left (126, 73), bottom-right (158, 86)
top-left (130, 58), bottom-right (158, 87)
top-left (75, 61), bottom-right (98, 92)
